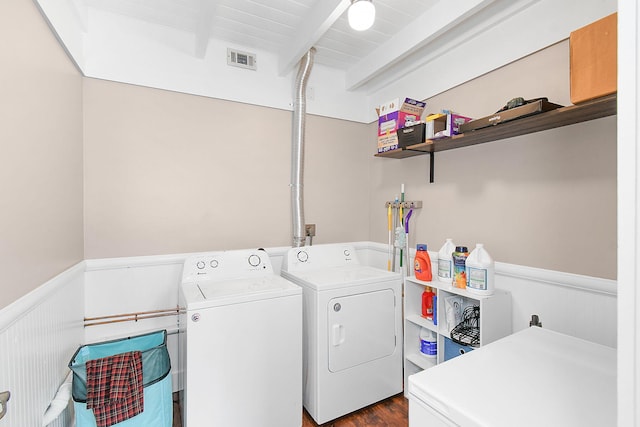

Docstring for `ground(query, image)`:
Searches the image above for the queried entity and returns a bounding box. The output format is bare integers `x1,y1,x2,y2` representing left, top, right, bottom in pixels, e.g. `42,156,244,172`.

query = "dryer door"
328,289,396,372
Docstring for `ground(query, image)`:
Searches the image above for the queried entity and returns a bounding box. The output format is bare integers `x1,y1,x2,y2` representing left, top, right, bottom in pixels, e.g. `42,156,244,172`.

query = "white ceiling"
36,0,617,122
84,0,437,71
62,0,501,90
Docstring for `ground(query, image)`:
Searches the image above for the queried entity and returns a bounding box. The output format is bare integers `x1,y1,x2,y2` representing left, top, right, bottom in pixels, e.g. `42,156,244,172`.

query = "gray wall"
0,0,84,310
84,41,616,279
369,41,616,279
0,9,616,311
82,78,372,258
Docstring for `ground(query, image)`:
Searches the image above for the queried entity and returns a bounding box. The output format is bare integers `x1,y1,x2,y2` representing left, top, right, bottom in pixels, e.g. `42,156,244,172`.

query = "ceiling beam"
277,0,350,76
345,0,497,90
194,0,217,59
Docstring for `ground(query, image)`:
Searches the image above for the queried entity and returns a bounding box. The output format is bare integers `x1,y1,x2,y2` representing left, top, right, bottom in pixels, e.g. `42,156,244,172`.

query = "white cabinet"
403,276,512,395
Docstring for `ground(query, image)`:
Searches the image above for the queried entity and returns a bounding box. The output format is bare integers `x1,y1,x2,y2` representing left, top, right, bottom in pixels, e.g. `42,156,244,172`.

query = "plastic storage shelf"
403,276,512,397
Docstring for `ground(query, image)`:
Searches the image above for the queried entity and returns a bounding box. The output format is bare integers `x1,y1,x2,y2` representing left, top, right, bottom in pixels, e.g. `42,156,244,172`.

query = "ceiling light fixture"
348,0,376,31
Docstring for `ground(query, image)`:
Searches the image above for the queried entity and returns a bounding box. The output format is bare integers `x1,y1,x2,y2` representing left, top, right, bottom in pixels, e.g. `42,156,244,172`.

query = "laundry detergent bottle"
437,238,456,283
421,286,434,319
465,244,495,295
452,246,469,289
419,327,437,358
414,244,432,281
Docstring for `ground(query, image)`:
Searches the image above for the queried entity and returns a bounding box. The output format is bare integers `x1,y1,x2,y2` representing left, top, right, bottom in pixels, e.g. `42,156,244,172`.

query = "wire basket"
450,305,480,346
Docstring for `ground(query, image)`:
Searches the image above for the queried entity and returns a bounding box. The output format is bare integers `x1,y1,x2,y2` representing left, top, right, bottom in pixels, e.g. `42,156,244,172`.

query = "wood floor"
173,393,182,427
172,393,408,427
302,393,408,427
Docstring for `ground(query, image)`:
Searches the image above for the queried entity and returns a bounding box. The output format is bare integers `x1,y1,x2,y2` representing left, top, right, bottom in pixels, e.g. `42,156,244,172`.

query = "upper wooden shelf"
375,93,617,159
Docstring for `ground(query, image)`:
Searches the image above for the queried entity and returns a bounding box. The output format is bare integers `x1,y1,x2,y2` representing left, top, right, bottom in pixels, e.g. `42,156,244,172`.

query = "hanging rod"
84,307,182,327
384,200,423,209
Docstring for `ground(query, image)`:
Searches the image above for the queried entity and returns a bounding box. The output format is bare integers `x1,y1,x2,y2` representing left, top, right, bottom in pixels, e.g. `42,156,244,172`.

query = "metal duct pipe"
291,47,315,247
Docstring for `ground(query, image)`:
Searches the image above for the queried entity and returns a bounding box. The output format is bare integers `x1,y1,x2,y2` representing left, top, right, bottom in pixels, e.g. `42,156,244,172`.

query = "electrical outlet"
305,224,316,237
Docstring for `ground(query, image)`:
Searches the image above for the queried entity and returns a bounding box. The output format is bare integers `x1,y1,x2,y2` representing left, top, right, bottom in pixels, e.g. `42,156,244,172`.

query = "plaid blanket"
86,350,144,427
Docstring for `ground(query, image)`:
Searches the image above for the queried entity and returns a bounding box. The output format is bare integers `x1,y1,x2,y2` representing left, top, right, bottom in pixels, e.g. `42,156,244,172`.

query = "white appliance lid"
282,265,401,290
408,327,616,427
183,275,301,309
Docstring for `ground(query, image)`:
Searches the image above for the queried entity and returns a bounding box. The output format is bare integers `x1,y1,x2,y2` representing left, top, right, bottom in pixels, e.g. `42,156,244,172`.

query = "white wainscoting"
364,242,617,347
84,253,187,393
0,262,84,427
495,262,617,347
0,241,617,426
84,242,617,360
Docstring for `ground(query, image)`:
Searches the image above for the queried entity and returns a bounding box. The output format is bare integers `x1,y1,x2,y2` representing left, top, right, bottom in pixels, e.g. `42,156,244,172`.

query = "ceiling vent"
227,48,257,70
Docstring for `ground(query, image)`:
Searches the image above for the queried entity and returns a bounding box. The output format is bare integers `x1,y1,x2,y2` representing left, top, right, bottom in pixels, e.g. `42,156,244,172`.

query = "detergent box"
376,98,426,153
427,112,473,139
424,113,447,139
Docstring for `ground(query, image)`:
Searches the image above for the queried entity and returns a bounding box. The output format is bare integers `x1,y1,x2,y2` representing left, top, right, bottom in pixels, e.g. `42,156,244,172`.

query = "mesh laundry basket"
69,330,172,427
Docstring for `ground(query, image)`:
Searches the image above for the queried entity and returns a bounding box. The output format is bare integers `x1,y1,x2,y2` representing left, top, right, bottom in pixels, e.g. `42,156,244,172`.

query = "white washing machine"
179,248,302,427
408,327,616,426
281,243,403,424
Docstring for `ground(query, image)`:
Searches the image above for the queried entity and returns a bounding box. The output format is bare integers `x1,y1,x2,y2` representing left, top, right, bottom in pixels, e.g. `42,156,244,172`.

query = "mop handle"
392,196,398,271
405,209,413,276
387,204,392,271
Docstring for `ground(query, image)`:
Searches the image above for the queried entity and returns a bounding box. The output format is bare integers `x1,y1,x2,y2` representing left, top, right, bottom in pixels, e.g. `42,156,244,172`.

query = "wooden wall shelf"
374,94,617,165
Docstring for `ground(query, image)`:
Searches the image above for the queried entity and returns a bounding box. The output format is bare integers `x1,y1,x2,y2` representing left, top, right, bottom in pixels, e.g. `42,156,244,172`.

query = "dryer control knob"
344,249,351,257
210,259,219,268
248,254,261,267
297,250,309,262
196,261,206,269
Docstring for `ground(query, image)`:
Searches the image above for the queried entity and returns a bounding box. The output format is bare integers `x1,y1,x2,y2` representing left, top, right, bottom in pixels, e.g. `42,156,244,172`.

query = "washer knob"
297,250,309,262
210,259,219,268
196,261,206,269
344,249,351,257
248,254,261,267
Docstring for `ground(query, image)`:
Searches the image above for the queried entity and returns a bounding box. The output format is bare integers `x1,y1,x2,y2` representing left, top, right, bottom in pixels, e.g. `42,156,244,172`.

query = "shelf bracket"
429,152,434,183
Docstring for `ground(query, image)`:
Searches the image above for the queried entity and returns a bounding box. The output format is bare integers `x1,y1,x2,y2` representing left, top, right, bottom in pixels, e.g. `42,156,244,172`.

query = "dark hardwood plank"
302,394,408,427
173,393,181,427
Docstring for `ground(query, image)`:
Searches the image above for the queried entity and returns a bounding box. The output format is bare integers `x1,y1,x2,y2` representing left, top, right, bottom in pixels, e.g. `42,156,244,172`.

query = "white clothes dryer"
281,243,403,425
179,248,302,427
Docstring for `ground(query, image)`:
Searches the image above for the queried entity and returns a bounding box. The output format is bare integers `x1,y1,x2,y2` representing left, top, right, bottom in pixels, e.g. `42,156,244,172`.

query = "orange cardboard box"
570,12,617,104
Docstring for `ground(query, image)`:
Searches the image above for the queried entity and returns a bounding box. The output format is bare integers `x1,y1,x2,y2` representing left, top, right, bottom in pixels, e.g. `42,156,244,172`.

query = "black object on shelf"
397,123,426,149
450,305,480,347
459,97,564,133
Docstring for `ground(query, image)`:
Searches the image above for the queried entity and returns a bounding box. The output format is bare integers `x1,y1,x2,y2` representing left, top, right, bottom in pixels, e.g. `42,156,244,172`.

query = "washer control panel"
182,249,273,283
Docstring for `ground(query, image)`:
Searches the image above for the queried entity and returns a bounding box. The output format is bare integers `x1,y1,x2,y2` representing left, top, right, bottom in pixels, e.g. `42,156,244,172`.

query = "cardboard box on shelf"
426,113,472,139
570,12,617,104
376,98,426,153
424,113,447,139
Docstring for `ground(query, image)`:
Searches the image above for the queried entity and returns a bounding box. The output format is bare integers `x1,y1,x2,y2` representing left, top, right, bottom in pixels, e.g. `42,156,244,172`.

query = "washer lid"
408,327,616,426
183,275,301,309
282,265,401,291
